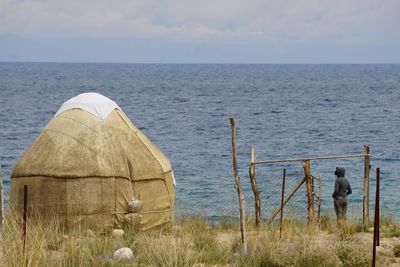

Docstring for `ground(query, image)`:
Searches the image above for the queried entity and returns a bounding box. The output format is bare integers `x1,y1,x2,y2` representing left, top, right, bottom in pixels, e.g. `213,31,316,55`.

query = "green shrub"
380,216,400,237
335,242,370,267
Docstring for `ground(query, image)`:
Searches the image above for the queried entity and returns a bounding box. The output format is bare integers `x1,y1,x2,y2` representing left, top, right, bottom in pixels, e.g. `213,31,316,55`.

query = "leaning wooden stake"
266,176,306,224
279,169,286,239
363,145,371,225
303,160,314,225
249,146,261,227
229,118,247,252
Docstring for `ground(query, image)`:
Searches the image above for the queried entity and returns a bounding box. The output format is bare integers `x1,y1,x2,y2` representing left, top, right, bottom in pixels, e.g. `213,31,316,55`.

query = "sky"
0,0,399,63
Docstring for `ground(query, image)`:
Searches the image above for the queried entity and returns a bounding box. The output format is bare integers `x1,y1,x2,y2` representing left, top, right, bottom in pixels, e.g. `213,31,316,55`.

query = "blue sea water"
0,63,400,220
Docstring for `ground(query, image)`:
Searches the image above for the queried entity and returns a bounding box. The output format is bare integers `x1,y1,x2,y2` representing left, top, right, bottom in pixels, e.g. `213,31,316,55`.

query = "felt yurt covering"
10,93,176,230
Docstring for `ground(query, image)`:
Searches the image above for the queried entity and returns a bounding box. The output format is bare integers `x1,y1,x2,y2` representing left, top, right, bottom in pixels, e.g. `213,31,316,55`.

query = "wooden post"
375,167,380,246
23,185,28,254
0,168,3,230
372,167,380,267
363,145,371,225
303,160,314,225
229,118,247,252
249,146,261,227
279,169,286,239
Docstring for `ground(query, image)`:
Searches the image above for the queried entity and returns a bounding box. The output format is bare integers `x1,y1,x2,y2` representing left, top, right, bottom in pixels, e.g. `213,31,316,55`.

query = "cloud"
0,0,399,45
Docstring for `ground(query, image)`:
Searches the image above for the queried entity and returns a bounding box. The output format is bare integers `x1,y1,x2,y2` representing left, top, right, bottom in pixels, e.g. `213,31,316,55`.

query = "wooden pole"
0,167,4,231
254,153,365,165
303,160,314,225
266,177,306,224
249,146,261,227
279,169,286,239
363,145,371,225
375,167,380,246
372,167,380,267
317,175,322,226
229,118,246,252
23,185,28,254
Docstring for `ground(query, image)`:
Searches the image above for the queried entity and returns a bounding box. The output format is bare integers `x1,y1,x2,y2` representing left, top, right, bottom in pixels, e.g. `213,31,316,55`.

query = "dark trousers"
334,197,348,221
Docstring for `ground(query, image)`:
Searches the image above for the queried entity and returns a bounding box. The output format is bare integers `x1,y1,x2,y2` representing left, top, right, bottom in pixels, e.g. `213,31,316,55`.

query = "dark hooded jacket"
332,167,352,199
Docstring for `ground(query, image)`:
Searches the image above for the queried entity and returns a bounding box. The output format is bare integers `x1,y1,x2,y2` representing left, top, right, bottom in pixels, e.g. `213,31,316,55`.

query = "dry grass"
0,210,399,267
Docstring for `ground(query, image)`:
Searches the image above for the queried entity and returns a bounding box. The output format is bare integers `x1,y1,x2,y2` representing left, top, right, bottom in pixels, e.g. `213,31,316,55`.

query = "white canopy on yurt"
55,92,121,120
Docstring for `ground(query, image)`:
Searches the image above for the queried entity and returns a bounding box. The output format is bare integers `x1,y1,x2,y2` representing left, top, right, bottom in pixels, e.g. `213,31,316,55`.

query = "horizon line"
1,60,399,65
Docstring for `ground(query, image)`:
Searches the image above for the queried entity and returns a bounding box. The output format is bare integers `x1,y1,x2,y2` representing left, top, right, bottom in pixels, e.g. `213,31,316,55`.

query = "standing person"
332,167,352,224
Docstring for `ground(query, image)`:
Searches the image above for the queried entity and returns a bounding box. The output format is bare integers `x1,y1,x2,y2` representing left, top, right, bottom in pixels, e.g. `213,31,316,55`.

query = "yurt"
10,93,176,230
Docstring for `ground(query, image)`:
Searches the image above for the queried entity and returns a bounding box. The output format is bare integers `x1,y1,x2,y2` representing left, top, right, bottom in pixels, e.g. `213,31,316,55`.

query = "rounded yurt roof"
12,93,173,181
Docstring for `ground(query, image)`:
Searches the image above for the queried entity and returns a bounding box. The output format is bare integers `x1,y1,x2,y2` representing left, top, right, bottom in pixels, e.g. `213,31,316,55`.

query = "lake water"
1,63,400,221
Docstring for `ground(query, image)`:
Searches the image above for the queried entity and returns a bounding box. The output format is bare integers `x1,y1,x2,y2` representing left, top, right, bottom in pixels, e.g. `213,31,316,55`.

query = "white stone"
128,199,143,213
112,247,134,262
112,229,125,238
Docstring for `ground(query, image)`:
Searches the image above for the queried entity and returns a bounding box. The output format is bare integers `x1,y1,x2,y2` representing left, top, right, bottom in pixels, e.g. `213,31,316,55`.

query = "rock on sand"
112,247,134,262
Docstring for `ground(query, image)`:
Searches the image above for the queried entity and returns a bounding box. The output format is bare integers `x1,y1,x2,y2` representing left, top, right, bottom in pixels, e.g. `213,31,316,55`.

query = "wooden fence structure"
249,145,371,226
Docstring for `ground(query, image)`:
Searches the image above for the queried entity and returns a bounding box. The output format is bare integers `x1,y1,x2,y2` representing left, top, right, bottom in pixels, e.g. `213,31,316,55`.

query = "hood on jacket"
335,167,345,178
